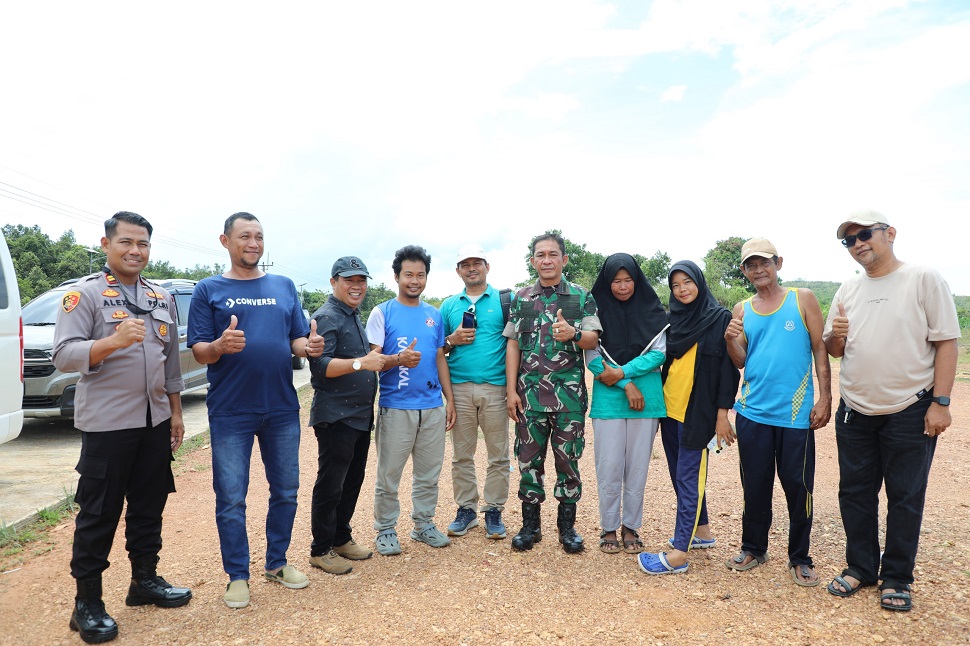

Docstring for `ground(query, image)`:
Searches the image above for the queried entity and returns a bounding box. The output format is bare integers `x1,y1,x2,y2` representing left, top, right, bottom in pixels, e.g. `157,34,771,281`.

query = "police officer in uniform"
53,212,191,644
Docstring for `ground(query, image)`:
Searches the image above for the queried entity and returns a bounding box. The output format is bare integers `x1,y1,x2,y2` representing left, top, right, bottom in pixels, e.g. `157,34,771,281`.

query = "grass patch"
958,336,970,380
175,430,211,459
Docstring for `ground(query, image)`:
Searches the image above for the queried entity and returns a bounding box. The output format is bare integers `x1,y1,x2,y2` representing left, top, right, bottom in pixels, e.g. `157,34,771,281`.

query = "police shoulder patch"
62,291,82,313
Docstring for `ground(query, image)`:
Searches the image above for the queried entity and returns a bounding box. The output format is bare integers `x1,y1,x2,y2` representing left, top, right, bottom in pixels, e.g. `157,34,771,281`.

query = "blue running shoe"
668,536,717,550
447,507,479,536
484,508,507,539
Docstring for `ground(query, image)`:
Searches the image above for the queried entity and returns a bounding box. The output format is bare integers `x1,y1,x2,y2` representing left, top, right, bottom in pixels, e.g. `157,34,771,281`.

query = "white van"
0,234,23,445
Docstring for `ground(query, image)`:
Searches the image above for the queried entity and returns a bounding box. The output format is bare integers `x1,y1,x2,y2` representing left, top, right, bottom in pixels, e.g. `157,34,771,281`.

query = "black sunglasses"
842,225,888,248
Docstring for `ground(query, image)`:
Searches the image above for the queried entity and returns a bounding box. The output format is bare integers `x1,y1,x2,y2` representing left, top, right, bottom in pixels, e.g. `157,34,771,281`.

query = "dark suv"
22,278,208,419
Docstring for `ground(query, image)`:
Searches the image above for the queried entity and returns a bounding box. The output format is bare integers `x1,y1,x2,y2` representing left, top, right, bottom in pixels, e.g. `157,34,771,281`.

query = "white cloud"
660,85,687,102
2,0,968,295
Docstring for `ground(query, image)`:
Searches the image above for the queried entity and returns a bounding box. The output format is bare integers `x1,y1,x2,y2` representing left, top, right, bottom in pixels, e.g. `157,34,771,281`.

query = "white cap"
456,244,488,264
837,209,890,239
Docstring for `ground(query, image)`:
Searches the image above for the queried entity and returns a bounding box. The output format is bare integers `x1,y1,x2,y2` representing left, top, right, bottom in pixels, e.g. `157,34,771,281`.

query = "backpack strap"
499,288,512,325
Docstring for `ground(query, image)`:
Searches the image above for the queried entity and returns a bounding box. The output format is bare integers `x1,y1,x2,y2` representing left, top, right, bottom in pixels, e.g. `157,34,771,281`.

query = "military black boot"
511,502,542,551
557,502,584,554
69,576,119,644
125,556,193,608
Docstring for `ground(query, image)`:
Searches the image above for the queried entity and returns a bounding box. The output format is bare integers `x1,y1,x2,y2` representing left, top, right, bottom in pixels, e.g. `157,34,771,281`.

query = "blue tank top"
733,289,813,428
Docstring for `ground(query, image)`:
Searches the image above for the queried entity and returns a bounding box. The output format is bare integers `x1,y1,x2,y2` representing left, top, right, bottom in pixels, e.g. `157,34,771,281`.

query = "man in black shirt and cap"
307,256,386,574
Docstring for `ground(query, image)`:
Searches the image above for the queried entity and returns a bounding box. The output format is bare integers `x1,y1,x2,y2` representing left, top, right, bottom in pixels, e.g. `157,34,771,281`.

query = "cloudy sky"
2,0,968,297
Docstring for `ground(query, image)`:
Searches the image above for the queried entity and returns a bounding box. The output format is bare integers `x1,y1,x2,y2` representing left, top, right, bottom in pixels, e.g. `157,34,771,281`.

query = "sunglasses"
842,225,888,248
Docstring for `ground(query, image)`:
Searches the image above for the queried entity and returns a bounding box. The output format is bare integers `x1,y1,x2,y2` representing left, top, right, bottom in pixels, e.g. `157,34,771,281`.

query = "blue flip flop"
637,552,689,575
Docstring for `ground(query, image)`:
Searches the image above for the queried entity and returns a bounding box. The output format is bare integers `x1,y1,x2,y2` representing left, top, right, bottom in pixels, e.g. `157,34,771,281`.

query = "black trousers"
310,421,371,556
71,415,175,579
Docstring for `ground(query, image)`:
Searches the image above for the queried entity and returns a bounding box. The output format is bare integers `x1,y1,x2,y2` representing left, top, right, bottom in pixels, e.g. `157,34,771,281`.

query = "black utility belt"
841,386,932,424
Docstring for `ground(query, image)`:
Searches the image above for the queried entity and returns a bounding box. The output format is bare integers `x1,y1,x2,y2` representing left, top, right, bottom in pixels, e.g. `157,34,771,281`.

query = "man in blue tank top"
723,237,832,586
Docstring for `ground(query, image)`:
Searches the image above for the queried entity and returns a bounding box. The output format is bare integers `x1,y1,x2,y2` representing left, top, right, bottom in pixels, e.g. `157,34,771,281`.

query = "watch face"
353,359,362,371
934,395,950,406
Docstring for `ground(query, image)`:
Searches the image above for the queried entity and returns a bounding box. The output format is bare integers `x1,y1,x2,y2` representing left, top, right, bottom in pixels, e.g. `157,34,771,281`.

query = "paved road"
0,368,312,529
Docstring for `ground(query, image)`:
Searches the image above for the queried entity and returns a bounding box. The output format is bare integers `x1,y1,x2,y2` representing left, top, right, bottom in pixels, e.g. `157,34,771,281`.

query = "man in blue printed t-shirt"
188,212,324,609
365,245,456,556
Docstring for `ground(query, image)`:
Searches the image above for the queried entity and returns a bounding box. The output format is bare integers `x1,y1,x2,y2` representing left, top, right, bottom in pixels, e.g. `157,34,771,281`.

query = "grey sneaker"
484,508,507,539
375,529,402,556
447,507,479,536
410,525,452,548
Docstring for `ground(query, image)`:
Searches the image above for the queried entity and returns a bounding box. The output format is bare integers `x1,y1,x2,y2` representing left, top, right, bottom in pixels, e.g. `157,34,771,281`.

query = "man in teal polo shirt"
440,244,511,539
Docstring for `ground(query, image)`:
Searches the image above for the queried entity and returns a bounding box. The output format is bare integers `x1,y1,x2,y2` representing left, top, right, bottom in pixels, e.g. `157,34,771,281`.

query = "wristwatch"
352,359,362,371
932,395,950,406
573,328,582,342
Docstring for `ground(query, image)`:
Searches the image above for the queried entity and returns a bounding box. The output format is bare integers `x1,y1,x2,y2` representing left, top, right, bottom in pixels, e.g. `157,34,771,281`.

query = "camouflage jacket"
503,280,601,413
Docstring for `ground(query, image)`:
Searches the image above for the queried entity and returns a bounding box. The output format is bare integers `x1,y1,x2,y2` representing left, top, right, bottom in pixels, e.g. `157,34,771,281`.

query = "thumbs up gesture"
305,318,325,357
398,338,421,368
831,302,849,340
552,309,576,342
724,307,744,341
219,314,246,354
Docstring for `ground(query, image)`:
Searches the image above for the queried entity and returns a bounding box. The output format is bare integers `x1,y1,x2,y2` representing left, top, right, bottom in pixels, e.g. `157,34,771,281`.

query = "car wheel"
292,355,306,370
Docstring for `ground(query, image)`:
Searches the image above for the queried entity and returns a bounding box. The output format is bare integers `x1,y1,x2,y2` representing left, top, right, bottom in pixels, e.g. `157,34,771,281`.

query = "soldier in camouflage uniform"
504,233,602,553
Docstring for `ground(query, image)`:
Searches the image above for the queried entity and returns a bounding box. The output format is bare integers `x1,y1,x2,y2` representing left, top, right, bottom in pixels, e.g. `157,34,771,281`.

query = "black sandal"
826,568,871,598
599,530,621,554
621,526,643,554
879,581,913,612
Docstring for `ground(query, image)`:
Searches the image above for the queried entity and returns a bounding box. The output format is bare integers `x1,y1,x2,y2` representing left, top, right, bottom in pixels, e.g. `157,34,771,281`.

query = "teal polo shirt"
440,284,507,386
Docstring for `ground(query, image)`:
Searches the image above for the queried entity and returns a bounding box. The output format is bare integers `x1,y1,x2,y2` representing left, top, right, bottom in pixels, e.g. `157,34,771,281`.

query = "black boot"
557,502,584,554
511,502,542,551
69,576,119,644
125,556,193,608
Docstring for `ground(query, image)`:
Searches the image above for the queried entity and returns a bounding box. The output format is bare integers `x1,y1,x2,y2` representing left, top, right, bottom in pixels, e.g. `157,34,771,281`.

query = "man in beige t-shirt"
822,209,960,612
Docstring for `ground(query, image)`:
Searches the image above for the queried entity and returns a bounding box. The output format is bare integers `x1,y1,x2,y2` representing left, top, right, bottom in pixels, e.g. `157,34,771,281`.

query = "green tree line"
7,224,966,329
3,224,224,305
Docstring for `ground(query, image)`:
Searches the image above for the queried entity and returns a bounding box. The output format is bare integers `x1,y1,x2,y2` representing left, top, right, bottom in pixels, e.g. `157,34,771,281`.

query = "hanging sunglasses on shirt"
102,266,161,316
841,225,888,248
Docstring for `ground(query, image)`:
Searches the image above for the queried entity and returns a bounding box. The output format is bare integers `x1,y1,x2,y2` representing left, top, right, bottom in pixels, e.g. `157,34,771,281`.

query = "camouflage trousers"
514,410,585,504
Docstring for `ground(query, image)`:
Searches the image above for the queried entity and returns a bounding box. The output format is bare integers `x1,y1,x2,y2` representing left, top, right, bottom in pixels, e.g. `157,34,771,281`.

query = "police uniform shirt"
52,271,184,432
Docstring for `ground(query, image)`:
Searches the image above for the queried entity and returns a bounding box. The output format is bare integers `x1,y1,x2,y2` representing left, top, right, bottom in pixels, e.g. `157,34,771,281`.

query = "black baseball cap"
331,256,371,278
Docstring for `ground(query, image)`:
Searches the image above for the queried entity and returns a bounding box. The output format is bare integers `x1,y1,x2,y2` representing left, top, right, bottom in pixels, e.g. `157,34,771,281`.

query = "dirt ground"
1,365,968,645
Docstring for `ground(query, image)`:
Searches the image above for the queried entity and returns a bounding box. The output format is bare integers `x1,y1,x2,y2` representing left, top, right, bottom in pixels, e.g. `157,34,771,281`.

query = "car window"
174,293,191,327
22,289,65,325
0,256,7,309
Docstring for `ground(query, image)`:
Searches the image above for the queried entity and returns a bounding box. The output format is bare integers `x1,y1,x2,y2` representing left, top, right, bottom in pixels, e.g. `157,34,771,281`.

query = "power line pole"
259,261,273,272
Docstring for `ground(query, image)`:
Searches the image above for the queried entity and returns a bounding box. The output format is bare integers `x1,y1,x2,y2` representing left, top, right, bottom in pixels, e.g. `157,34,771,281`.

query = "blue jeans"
835,396,936,586
210,411,301,582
